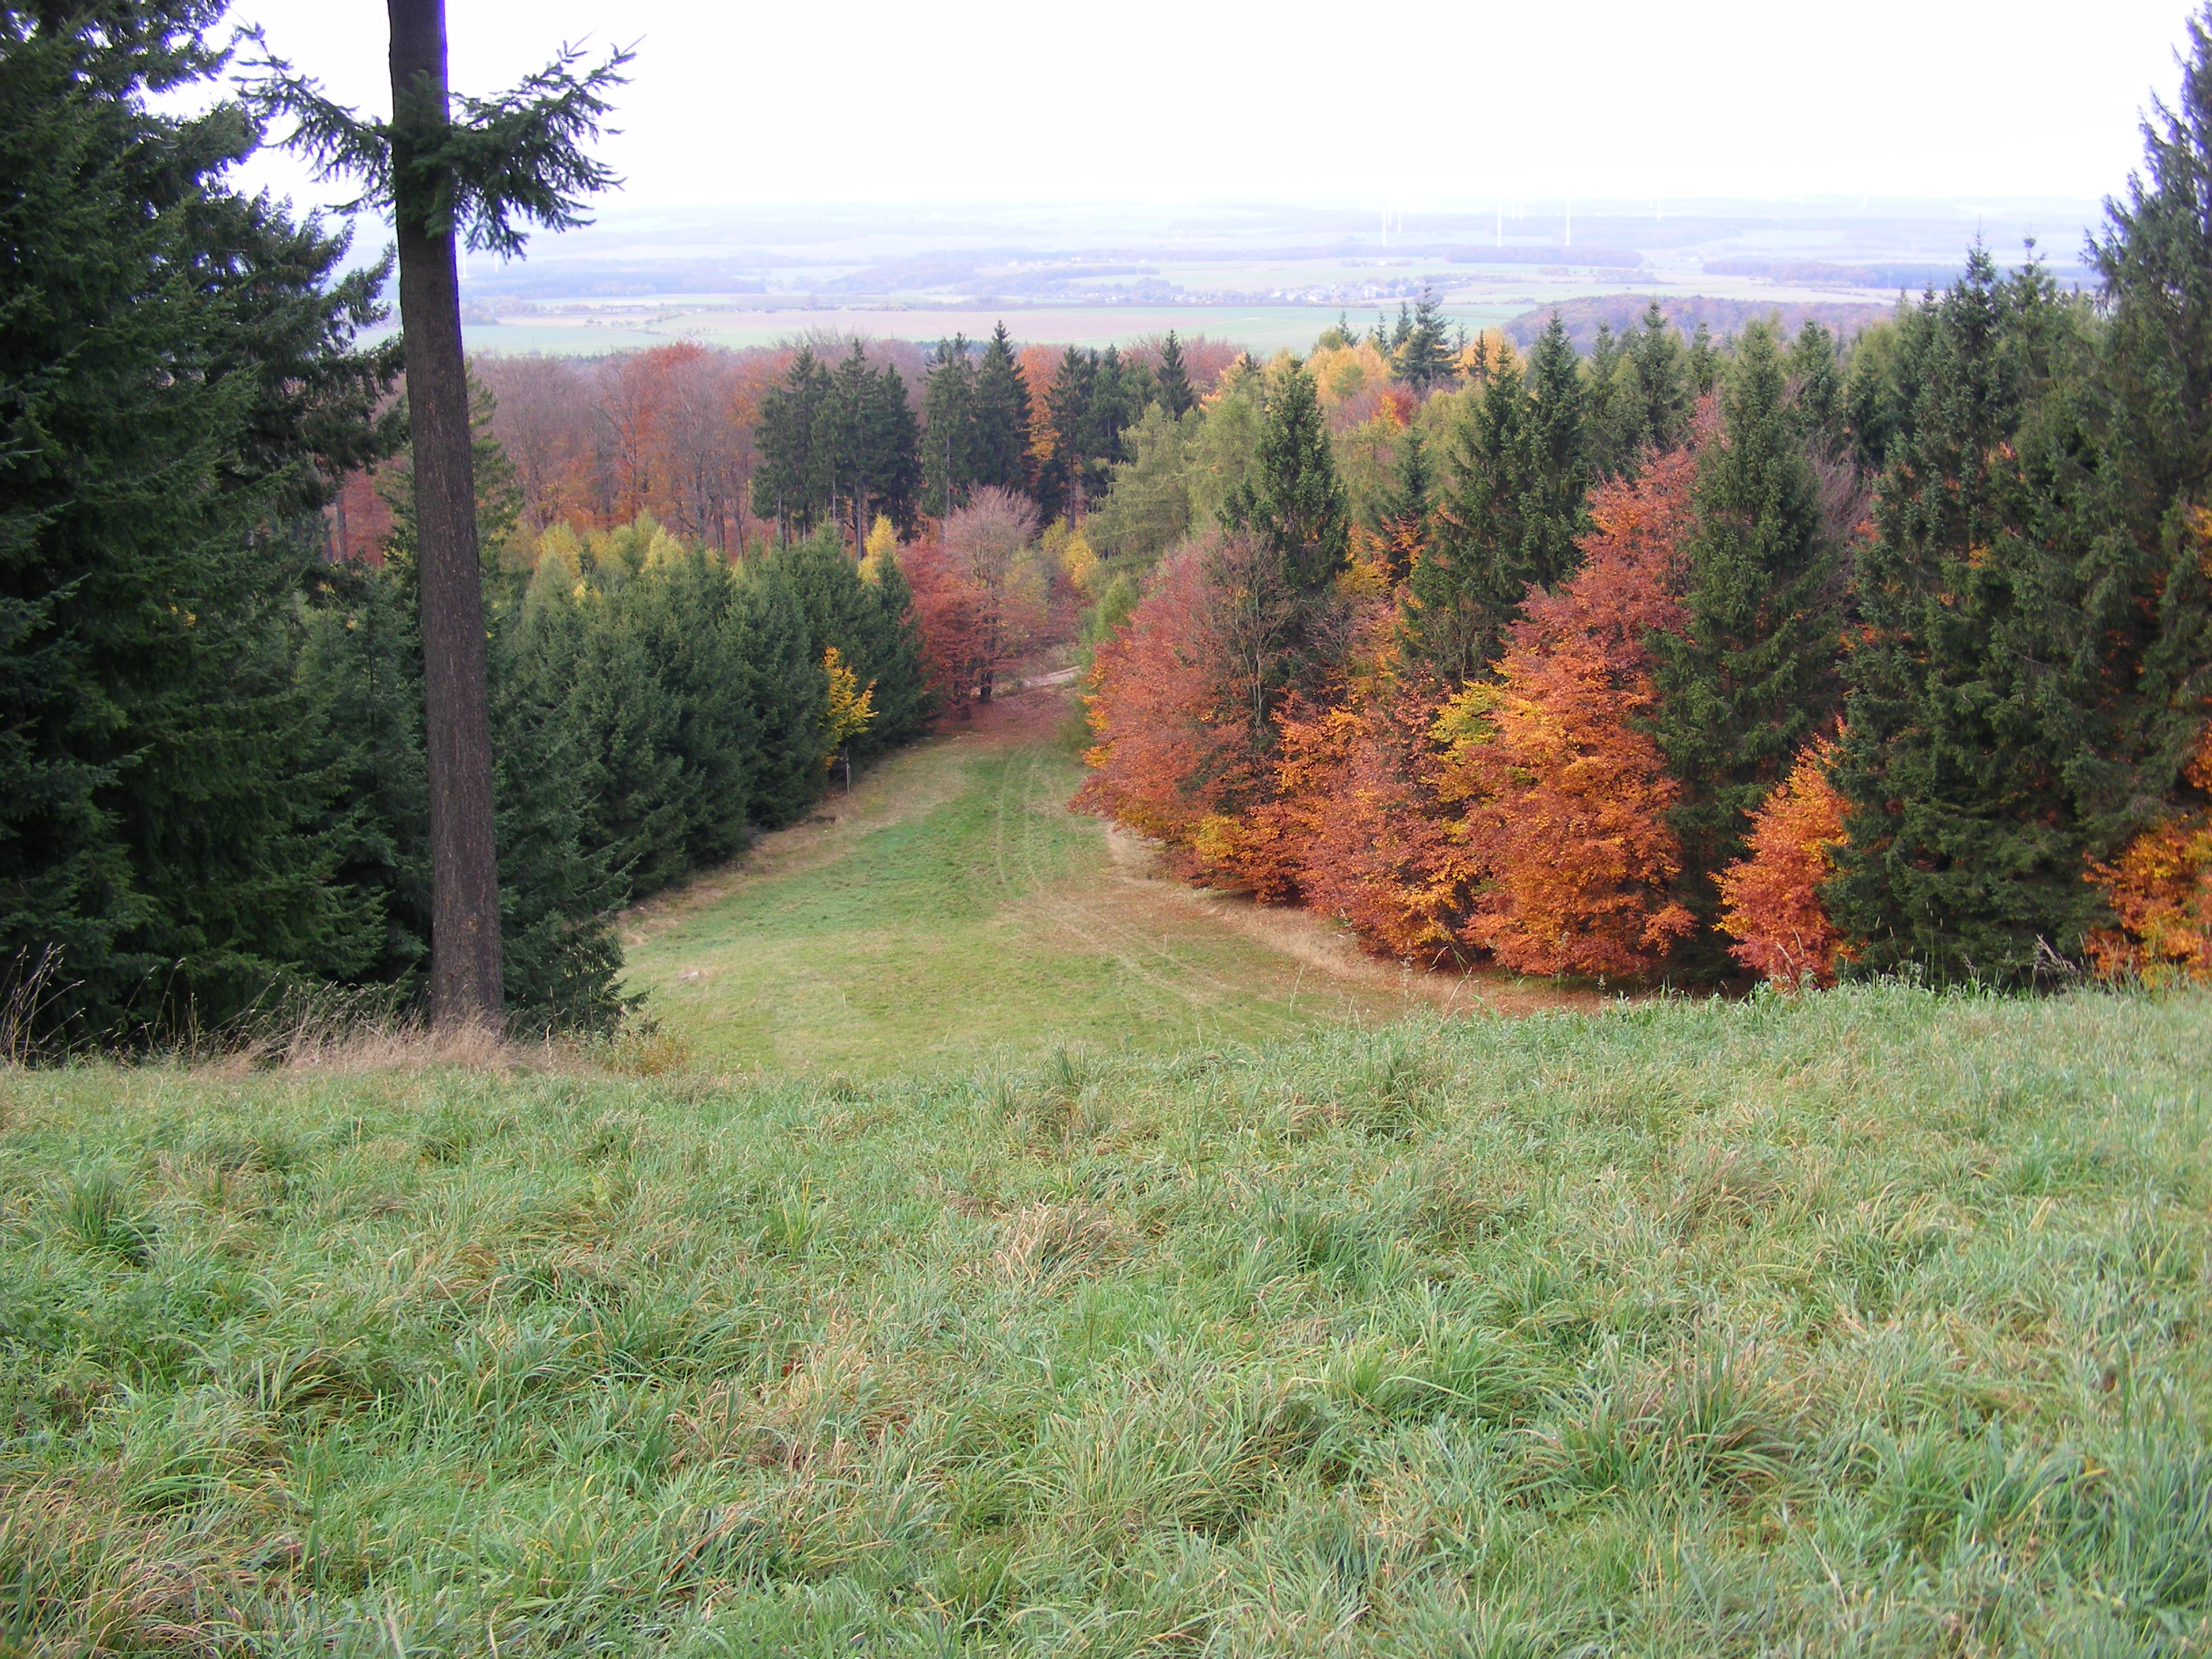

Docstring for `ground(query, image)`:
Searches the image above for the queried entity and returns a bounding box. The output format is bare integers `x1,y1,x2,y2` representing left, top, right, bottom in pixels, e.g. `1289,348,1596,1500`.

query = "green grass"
3,985,2210,1655
619,724,1439,1076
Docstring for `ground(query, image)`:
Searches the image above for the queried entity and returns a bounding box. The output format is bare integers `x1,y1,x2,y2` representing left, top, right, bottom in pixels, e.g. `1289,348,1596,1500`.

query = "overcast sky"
222,0,2195,212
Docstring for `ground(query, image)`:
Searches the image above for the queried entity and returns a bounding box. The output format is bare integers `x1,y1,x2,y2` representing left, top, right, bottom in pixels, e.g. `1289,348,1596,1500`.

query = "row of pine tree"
0,7,935,1043
752,325,1205,544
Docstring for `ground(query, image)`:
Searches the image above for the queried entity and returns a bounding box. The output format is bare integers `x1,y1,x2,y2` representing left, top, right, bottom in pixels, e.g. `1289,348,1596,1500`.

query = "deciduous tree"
1441,449,1702,977
1716,732,1853,986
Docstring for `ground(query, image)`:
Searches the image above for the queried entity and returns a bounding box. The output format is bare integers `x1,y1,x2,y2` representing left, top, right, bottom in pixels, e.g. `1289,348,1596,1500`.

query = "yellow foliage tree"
1305,340,1395,409
863,513,898,563
1047,518,1099,598
821,646,876,771
1453,329,1521,384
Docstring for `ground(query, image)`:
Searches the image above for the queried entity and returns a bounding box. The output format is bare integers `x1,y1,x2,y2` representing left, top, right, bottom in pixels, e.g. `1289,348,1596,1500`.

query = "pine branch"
235,30,634,256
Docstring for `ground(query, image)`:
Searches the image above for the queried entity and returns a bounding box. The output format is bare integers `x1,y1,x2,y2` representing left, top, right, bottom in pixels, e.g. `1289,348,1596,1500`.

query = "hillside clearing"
619,687,1584,1076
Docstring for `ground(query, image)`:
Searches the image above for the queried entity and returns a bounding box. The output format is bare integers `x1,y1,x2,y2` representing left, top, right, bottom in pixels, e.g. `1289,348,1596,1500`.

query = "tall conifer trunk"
388,0,504,1029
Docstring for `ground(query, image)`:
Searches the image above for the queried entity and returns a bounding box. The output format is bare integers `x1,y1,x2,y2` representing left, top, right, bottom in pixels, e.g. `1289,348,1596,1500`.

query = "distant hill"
1507,293,1898,352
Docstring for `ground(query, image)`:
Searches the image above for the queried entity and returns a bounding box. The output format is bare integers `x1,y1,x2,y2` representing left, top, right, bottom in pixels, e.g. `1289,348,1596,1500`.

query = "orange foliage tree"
1715,731,1855,986
1254,671,1483,962
1439,446,1702,977
474,354,603,531
477,346,769,544
1018,343,1062,485
2085,723,2212,981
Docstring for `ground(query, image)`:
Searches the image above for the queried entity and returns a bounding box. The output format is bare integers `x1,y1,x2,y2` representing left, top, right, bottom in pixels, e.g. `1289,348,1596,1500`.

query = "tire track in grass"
996,733,1313,1036
623,684,1591,1071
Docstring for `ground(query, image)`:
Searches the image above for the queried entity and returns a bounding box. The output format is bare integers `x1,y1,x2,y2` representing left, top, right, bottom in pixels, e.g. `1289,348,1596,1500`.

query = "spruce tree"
2030,15,2212,882
543,527,693,898
1626,300,1692,454
300,562,432,995
1,5,400,1041
1688,321,1721,398
1218,363,1351,716
1039,347,1095,521
817,344,877,546
1084,346,1141,489
922,335,976,517
1223,364,1351,597
858,546,933,751
1786,320,1845,450
772,523,930,760
1841,295,1938,474
732,562,828,830
1377,426,1433,583
1523,314,1593,583
1395,289,1456,390
642,540,754,868
970,323,1034,495
1404,319,1591,680
486,588,626,1031
753,347,832,536
1654,323,1842,964
1582,321,1629,476
1155,330,1196,417
1828,249,2085,982
313,462,622,1028
1406,361,1528,678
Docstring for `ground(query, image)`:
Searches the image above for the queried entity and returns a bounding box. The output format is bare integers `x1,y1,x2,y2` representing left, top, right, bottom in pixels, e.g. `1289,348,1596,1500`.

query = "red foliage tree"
1256,674,1481,961
901,489,1050,711
1715,731,1854,986
1074,535,1274,856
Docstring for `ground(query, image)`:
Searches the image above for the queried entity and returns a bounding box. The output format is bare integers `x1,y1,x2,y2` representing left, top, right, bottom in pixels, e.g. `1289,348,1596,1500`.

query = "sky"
222,0,2196,213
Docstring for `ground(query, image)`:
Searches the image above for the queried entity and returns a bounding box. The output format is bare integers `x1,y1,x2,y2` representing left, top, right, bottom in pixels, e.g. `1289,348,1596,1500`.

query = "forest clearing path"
620,682,1595,1075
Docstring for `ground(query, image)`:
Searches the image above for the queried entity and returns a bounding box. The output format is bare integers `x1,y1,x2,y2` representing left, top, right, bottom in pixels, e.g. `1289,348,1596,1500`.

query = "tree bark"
388,0,504,1031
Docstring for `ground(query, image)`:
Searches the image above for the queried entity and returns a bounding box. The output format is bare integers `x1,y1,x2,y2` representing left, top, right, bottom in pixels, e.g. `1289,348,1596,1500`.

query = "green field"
456,291,1665,359
619,693,1513,1076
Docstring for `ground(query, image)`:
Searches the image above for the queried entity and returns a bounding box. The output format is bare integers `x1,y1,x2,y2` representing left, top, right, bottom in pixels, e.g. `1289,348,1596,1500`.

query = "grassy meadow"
3,985,2210,1656
618,699,1478,1076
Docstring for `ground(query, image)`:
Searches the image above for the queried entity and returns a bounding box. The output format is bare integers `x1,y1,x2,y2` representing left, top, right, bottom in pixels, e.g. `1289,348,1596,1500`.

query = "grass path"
620,688,1579,1074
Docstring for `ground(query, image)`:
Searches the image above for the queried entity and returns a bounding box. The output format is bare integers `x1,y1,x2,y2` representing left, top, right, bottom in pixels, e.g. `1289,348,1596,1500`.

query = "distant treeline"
1508,294,1893,353
1443,245,1647,268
